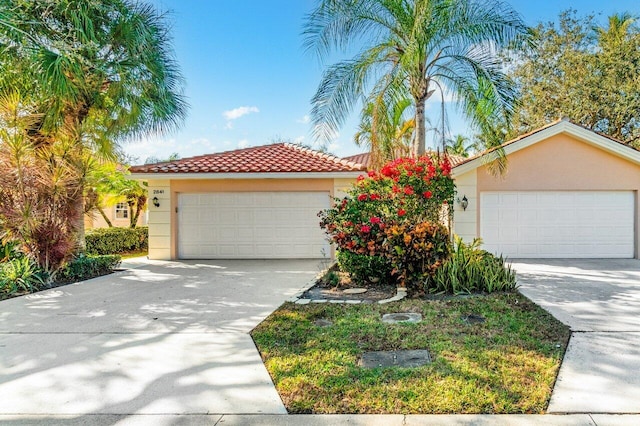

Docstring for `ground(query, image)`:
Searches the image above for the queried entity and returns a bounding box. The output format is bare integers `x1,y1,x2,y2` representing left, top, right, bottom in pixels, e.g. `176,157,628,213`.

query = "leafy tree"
0,0,186,247
506,10,640,146
304,0,528,156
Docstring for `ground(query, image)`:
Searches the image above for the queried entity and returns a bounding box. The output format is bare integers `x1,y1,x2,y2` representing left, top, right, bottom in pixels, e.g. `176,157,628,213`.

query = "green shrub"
427,237,517,294
337,251,393,286
56,254,121,284
320,156,455,294
0,240,21,262
85,227,148,255
0,257,47,296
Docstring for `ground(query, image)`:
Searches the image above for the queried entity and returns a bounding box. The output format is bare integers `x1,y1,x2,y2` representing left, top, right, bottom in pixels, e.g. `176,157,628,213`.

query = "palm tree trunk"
97,206,113,227
414,98,427,156
76,197,86,251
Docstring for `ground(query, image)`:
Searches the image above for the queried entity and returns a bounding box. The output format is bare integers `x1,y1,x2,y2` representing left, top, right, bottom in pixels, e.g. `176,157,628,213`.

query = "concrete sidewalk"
0,413,639,425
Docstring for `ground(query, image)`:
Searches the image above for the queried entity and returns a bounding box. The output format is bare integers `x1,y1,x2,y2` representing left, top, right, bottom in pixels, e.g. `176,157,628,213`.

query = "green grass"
251,292,570,414
119,250,148,259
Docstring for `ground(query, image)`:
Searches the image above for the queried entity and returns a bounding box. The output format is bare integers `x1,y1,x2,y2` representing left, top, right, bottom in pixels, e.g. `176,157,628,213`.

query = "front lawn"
251,292,570,414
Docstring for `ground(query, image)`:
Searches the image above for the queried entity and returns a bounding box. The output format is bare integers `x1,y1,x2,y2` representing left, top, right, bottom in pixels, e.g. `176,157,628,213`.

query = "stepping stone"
314,319,333,327
378,288,407,304
461,314,485,324
343,288,368,294
382,313,422,324
359,349,432,368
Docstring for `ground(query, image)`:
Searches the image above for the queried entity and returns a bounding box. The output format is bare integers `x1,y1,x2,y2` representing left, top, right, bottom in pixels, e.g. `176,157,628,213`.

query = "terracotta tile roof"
343,152,467,168
129,143,367,174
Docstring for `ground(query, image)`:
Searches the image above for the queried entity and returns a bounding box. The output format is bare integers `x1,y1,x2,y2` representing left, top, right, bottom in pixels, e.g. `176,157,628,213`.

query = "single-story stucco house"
129,119,640,260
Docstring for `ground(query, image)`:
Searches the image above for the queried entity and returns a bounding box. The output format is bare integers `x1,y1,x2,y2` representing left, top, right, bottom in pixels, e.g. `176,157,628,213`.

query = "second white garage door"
178,192,330,259
481,191,634,258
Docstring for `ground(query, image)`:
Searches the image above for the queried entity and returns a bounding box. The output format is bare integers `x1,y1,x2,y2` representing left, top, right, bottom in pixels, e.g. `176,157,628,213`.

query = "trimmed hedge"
86,226,148,255
56,254,121,284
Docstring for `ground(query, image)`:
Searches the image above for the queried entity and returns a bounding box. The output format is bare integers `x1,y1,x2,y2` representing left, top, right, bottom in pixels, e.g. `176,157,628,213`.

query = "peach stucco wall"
467,133,640,258
145,177,357,260
478,134,640,191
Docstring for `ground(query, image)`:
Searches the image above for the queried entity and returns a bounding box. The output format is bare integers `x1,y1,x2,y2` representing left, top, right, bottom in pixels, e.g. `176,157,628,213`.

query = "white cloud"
123,137,177,164
297,115,310,124
237,139,250,149
327,142,340,152
223,106,259,121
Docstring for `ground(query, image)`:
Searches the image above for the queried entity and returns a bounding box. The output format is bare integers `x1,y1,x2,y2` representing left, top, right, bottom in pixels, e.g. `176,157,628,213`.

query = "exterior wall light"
457,195,469,211
152,197,160,207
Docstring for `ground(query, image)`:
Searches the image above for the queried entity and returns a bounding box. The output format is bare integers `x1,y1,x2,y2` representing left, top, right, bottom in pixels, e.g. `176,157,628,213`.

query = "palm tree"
304,0,528,156
354,92,415,169
0,0,186,247
446,134,474,157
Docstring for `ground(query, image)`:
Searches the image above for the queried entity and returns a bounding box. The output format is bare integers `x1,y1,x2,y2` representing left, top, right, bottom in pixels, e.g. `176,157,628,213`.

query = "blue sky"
125,0,640,163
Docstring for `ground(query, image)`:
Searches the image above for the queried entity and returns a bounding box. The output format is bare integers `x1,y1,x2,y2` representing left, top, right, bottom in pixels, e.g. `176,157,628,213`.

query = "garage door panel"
178,192,330,259
480,191,634,258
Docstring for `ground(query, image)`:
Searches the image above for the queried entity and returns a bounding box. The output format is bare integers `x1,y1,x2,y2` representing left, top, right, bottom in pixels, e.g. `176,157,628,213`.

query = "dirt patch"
303,264,396,302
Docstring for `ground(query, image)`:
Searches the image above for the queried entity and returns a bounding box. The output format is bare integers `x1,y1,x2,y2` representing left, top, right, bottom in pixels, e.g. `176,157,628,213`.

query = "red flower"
398,208,407,217
370,193,381,201
423,190,433,198
357,194,368,201
370,217,381,224
392,185,401,193
357,175,365,181
403,186,414,195
360,225,371,233
344,221,354,227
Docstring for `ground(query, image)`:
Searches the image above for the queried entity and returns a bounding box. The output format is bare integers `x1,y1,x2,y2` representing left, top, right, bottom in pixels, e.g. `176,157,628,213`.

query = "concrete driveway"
514,259,640,414
0,258,322,422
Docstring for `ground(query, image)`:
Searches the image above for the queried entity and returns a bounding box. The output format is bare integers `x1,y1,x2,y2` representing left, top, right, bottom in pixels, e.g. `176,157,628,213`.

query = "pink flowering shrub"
319,155,455,294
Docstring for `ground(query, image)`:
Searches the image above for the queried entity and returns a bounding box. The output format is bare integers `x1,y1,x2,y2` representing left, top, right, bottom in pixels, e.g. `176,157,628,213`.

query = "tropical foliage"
0,0,185,270
304,0,529,156
354,93,414,169
428,237,517,294
319,155,454,294
446,134,475,158
86,161,148,228
506,10,640,146
0,94,82,276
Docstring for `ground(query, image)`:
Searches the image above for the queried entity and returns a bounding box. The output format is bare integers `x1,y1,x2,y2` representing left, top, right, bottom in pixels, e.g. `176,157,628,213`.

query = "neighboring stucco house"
130,119,640,260
453,119,640,259
84,202,148,229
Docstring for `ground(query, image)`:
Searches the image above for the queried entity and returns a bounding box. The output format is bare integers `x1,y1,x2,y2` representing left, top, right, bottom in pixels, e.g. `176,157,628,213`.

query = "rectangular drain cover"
359,349,432,368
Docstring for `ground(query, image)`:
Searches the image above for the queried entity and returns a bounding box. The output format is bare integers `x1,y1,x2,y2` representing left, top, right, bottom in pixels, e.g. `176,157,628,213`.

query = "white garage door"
481,191,634,258
177,192,330,259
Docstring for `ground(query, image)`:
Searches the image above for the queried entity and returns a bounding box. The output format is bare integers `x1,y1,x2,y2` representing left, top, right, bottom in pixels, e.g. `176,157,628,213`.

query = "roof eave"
452,120,640,177
128,171,366,181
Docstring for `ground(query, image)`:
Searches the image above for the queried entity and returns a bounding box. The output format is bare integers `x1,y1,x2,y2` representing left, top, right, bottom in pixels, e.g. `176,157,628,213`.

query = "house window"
115,202,129,220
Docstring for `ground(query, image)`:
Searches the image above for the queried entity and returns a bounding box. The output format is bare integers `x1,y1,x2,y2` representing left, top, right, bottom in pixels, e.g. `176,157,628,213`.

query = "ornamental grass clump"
427,237,517,294
319,155,455,294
